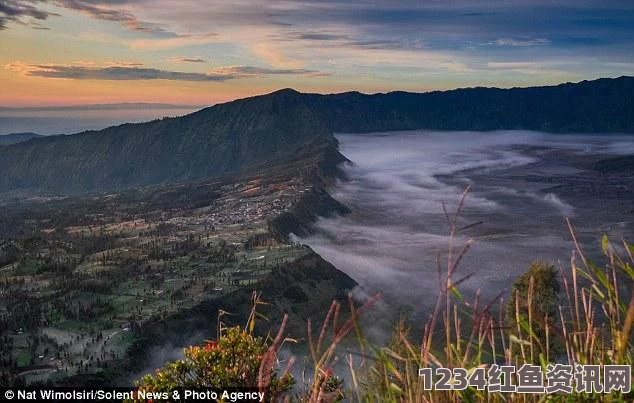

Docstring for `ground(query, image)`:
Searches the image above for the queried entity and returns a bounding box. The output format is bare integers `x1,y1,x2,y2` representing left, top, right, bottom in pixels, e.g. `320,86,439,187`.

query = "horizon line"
1,75,632,110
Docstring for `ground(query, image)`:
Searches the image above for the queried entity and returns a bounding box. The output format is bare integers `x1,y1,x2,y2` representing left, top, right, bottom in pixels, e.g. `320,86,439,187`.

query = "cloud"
273,29,425,51
0,0,183,35
104,61,144,67
55,0,173,33
461,12,496,17
2,0,634,86
487,62,542,69
7,62,226,81
0,0,58,30
0,0,172,33
207,65,325,77
251,42,306,69
275,30,349,42
129,32,218,50
6,61,324,81
493,37,551,47
169,56,208,63
486,61,570,76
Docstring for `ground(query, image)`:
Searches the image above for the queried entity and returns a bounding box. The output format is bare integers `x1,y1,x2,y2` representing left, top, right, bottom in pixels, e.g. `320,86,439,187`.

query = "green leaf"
622,263,634,280
249,317,255,333
602,234,610,255
590,262,610,291
450,285,463,300
627,242,634,256
510,334,532,346
389,382,403,396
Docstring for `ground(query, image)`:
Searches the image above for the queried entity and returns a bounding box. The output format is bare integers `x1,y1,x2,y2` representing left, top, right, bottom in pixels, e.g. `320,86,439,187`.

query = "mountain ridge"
0,132,43,146
0,76,633,195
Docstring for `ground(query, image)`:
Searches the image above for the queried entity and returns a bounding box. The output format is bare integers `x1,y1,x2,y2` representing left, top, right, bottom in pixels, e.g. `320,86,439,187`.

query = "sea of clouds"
301,131,634,317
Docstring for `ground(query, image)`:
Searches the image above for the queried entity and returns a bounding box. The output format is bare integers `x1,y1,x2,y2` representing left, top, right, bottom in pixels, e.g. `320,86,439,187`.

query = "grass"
137,187,633,402
16,350,32,368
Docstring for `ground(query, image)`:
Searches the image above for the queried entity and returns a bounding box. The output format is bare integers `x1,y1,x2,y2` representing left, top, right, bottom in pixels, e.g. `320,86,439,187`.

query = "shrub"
506,260,562,360
133,297,295,401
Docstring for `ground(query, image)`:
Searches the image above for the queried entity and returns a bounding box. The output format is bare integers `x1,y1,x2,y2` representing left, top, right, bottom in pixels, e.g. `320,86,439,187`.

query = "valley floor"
0,150,352,387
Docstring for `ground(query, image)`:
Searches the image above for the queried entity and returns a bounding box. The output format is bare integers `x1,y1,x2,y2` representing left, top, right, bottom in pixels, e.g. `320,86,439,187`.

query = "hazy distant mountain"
0,103,204,112
0,132,43,146
0,76,632,194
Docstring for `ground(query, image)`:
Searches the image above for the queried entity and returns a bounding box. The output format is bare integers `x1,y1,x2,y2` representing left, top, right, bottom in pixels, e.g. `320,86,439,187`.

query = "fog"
301,131,634,317
0,106,200,135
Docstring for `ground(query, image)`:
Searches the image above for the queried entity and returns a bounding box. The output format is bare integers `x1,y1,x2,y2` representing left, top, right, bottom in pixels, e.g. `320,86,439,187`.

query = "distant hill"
0,76,633,194
0,103,203,112
0,132,43,146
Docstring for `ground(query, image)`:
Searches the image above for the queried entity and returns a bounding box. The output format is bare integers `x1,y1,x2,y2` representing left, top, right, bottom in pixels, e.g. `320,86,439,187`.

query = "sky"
1,0,634,107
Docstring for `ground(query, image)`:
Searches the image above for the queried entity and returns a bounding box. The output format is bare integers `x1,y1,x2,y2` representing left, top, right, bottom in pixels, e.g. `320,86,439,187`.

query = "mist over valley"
303,131,634,316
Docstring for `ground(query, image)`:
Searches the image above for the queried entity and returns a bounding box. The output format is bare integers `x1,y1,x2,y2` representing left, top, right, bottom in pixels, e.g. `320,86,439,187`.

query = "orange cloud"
251,43,305,69
129,33,218,50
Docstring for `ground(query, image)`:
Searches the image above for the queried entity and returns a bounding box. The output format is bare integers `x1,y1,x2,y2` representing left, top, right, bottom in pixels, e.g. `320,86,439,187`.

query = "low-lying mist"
301,130,634,318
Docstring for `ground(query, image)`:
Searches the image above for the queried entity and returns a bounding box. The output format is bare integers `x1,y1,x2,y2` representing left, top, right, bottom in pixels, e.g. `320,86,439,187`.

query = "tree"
506,261,561,360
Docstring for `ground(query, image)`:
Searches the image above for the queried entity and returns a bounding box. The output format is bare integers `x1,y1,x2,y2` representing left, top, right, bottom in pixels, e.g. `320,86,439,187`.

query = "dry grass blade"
318,301,338,355
258,313,288,390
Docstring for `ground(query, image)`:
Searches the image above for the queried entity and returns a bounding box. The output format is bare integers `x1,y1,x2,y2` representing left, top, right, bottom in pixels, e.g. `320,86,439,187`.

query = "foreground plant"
133,293,295,401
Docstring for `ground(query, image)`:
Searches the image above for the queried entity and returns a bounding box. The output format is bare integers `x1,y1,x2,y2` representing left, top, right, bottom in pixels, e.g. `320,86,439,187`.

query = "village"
0,170,316,385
